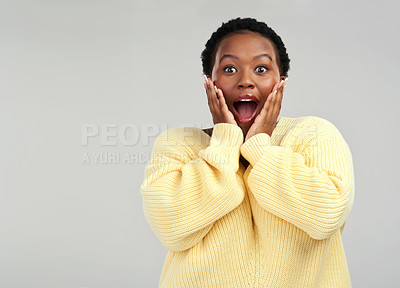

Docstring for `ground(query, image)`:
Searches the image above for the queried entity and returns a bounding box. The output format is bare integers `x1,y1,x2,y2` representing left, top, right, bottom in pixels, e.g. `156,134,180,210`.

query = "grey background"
1,0,399,287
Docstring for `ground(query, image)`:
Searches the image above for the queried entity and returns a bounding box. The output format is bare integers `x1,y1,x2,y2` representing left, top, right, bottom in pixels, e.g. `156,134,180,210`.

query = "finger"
272,80,285,117
215,86,224,108
262,88,276,115
214,86,226,120
271,89,282,118
205,76,216,108
204,76,211,106
280,79,287,101
282,78,287,94
209,81,219,113
268,79,284,116
206,77,221,120
205,78,219,121
214,84,220,102
266,89,278,119
254,90,273,127
263,81,280,112
216,87,235,123
214,85,219,100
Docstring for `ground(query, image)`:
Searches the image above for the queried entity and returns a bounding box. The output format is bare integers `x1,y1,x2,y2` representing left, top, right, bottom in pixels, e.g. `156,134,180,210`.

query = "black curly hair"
201,17,290,78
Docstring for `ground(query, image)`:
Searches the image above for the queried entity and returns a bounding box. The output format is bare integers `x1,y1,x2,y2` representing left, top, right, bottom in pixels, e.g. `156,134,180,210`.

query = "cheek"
214,81,231,96
258,79,279,106
260,80,276,96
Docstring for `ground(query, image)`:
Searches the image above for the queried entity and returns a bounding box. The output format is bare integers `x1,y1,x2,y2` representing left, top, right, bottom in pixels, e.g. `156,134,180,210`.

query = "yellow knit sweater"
141,116,355,287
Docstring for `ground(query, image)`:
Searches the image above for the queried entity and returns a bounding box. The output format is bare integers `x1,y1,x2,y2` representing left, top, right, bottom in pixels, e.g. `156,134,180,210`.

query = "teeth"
239,99,254,102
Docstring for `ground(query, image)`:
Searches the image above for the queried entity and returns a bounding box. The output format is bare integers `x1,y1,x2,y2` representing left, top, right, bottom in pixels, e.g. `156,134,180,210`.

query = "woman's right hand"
204,75,237,126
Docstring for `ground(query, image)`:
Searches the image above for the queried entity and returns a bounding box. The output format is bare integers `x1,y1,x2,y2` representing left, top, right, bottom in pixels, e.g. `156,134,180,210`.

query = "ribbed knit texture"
141,116,355,287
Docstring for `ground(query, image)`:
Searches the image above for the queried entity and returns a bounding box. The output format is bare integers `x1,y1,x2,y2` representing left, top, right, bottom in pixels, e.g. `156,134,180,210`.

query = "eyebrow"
219,53,272,63
254,54,272,61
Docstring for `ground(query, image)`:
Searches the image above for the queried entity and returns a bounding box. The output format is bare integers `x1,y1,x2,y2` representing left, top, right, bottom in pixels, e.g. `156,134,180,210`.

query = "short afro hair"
201,17,290,78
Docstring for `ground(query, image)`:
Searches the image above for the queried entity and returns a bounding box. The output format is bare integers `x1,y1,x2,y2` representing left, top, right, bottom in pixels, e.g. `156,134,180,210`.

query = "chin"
237,122,251,137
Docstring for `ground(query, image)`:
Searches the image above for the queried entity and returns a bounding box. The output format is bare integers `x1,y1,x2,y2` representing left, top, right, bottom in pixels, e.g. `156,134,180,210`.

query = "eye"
255,65,269,73
223,66,237,73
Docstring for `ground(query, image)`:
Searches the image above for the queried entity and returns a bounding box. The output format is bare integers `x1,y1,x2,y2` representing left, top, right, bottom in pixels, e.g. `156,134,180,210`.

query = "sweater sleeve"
141,123,244,251
240,118,355,240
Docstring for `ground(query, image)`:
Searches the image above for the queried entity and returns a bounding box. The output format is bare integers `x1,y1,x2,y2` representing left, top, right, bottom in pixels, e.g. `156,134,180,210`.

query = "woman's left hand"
245,79,287,142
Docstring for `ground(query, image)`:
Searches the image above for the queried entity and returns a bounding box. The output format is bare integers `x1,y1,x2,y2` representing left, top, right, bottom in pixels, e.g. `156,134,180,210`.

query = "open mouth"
233,99,258,123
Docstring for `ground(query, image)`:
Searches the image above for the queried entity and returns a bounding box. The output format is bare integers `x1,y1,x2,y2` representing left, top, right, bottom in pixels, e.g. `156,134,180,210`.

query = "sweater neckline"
201,116,288,140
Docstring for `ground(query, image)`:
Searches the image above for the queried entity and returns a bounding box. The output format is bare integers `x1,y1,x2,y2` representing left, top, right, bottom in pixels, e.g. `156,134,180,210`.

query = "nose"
238,69,255,89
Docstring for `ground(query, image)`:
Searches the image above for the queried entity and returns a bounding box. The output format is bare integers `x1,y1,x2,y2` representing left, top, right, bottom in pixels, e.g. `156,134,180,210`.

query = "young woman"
141,17,355,287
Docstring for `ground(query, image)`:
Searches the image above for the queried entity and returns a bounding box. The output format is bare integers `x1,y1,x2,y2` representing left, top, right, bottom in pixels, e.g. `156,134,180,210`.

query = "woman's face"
211,30,284,135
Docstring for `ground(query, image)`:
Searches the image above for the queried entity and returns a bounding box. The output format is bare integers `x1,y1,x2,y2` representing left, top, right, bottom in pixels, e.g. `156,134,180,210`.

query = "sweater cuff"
240,133,271,167
199,123,243,171
210,123,244,148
